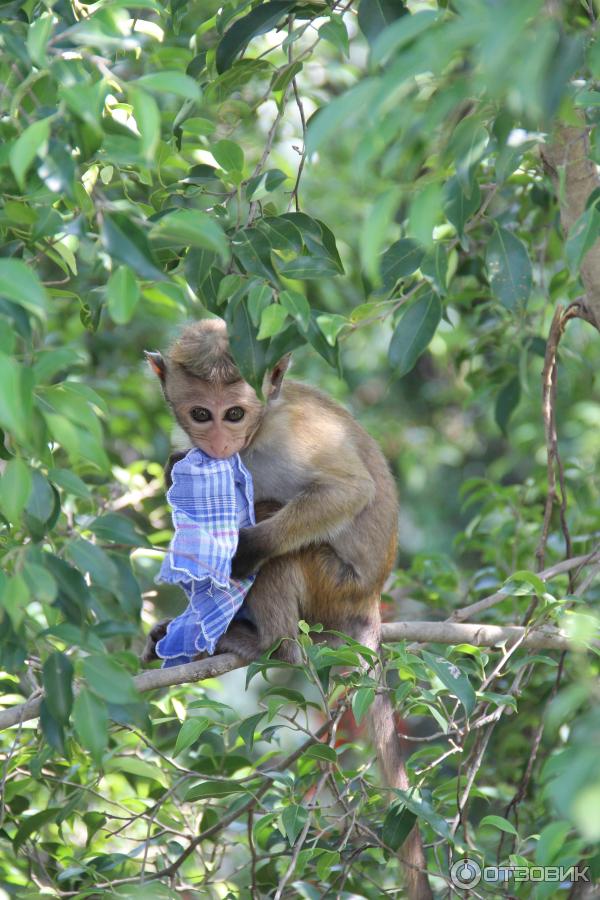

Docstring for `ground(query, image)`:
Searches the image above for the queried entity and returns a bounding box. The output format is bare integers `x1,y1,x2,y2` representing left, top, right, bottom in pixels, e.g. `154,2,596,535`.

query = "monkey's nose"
209,446,233,459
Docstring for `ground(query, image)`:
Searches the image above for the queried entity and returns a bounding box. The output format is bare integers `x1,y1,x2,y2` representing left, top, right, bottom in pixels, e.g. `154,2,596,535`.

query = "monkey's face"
167,370,264,460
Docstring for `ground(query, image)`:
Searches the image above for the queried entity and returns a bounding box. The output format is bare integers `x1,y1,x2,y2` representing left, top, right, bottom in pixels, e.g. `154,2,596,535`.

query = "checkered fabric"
155,448,256,667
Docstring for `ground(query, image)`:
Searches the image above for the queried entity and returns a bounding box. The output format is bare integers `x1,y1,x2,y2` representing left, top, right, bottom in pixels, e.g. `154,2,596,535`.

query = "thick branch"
540,120,600,330
2,612,597,731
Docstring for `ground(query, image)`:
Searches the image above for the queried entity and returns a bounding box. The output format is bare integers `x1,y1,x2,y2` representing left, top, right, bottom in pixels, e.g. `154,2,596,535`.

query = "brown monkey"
144,318,432,900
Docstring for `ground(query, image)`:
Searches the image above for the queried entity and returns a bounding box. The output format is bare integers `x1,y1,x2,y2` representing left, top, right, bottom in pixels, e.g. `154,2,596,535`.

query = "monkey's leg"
216,556,305,665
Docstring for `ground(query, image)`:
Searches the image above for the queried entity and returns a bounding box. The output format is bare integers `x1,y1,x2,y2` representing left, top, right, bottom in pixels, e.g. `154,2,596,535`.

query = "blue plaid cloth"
155,448,255,667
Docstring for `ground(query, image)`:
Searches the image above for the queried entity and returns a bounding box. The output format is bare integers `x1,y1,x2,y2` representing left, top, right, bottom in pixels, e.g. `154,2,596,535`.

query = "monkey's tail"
368,689,434,900
357,608,433,900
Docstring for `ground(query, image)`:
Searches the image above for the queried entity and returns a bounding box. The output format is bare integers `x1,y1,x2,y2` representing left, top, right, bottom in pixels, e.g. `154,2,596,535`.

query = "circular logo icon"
450,858,482,889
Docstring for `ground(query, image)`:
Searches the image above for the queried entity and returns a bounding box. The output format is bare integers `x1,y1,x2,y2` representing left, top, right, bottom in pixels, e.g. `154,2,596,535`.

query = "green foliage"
0,0,599,896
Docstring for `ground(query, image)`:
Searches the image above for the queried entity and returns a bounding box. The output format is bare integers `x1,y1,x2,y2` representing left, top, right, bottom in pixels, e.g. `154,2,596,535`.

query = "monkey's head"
145,318,289,460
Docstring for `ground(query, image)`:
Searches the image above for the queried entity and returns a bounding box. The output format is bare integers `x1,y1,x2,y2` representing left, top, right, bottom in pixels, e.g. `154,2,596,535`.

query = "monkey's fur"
144,319,432,899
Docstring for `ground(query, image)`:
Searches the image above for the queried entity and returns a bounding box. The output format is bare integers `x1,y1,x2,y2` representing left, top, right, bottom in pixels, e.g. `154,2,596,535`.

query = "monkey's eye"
224,406,245,422
190,407,211,423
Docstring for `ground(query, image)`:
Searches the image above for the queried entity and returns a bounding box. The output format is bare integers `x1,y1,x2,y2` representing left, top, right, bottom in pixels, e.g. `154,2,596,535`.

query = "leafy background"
0,0,599,896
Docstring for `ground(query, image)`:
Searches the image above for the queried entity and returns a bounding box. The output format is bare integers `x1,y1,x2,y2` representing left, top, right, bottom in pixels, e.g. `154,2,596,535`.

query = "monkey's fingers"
140,618,172,663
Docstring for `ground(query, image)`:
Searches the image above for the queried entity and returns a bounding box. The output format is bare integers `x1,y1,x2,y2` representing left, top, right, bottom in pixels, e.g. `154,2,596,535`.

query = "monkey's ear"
145,350,166,382
268,354,291,400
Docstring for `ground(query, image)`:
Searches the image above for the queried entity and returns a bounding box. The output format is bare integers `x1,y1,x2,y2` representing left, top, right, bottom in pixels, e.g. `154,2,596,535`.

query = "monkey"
143,317,432,900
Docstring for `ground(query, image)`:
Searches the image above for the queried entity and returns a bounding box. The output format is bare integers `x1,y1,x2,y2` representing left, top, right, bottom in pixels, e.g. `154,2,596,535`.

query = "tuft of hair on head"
168,319,241,384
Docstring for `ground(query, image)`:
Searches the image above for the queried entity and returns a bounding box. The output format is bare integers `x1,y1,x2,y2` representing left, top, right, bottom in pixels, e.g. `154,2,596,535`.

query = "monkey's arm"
164,451,187,489
232,463,375,578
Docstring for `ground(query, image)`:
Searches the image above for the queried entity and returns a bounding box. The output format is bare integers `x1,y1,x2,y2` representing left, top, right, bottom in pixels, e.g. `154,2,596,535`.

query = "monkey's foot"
140,618,172,663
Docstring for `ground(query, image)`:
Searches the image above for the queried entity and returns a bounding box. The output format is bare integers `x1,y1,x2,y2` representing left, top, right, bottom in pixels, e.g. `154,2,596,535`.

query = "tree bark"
540,119,600,330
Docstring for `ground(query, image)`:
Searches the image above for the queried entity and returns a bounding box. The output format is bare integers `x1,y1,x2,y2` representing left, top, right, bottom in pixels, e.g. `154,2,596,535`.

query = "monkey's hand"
231,525,270,579
140,618,172,663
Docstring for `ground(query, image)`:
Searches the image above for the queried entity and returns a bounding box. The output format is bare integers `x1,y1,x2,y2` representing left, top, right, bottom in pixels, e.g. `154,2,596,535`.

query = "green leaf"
535,821,572,865
371,9,438,66
42,652,74,725
422,650,476,716
399,792,451,839
565,203,600,273
246,168,288,200
48,468,91,501
89,512,150,547
358,0,408,45
306,80,377,155
305,312,340,370
382,804,417,851
303,743,337,763
444,176,481,241
316,313,347,346
281,804,309,845
104,757,168,787
174,717,211,756
107,266,140,324
0,259,48,319
216,1,296,73
352,687,375,724
0,354,30,443
360,188,402,283
0,458,31,524
408,182,443,247
480,814,518,836
279,289,311,330
258,303,288,340
486,226,532,310
319,16,349,56
389,291,441,377
13,808,62,851
65,538,118,589
102,213,164,281
185,780,254,800
129,87,161,162
502,570,546,596
82,655,138,704
381,239,425,291
238,712,266,750
27,13,53,67
232,228,277,282
9,117,51,189
316,849,340,880
495,376,521,435
24,470,59,539
73,689,108,764
421,244,448,295
60,82,106,133
150,210,230,262
247,283,273,326
135,71,201,101
212,139,244,172
226,293,268,392
278,256,340,279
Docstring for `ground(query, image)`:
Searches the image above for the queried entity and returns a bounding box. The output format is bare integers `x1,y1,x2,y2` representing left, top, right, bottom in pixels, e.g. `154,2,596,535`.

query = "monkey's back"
243,380,399,597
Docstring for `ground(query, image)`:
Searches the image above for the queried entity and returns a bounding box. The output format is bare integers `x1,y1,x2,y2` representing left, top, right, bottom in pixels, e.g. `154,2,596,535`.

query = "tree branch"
2,607,598,731
450,550,600,621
